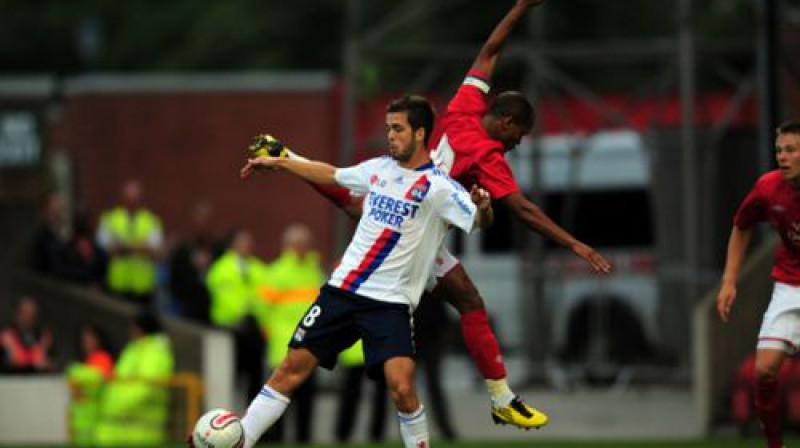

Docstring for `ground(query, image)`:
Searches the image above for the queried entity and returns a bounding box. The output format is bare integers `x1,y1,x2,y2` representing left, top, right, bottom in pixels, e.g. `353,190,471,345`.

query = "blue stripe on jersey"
343,229,402,293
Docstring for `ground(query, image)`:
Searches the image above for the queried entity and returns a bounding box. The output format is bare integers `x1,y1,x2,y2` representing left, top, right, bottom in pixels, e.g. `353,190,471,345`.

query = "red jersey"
734,170,800,284
429,69,520,200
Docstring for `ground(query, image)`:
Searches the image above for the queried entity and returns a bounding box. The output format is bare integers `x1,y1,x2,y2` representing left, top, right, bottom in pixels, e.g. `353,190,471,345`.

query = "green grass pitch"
3,439,789,448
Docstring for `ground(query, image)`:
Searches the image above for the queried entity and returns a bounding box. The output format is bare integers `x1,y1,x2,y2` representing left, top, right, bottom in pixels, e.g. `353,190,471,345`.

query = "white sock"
398,405,429,448
240,385,290,448
486,378,514,407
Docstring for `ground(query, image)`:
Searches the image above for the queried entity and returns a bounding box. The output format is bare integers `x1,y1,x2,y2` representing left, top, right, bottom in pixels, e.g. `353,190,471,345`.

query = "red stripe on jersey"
341,228,397,292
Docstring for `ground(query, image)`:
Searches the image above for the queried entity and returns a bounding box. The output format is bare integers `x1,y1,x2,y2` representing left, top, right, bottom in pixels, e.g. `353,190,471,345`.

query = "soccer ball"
192,408,245,448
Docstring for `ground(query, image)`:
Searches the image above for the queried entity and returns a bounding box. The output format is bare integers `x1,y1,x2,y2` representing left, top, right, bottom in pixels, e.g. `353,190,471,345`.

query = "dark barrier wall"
10,271,207,373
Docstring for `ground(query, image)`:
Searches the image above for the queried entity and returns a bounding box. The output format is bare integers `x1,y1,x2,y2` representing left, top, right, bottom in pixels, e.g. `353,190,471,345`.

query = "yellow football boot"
491,396,549,430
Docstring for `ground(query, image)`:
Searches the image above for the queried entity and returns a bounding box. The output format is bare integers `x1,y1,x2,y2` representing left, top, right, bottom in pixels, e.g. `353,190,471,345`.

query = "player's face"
491,117,530,151
776,133,800,185
386,112,418,163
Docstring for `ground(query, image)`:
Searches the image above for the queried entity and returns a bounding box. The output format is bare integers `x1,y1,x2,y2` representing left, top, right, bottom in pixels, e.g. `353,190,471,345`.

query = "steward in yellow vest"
67,324,113,445
257,250,324,368
94,312,174,446
255,224,324,443
96,180,163,303
205,229,267,403
206,231,270,329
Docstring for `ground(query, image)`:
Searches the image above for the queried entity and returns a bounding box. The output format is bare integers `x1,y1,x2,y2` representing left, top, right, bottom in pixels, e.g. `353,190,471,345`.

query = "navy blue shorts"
288,285,414,379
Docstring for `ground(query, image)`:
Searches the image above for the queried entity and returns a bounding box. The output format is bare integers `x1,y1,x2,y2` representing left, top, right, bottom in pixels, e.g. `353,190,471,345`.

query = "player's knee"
388,377,413,397
387,378,416,411
385,370,414,400
434,270,486,314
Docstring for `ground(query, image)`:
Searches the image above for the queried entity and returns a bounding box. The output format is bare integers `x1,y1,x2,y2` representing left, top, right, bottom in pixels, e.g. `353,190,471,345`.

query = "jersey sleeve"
733,181,766,229
476,150,521,199
432,180,477,234
447,69,490,116
334,158,382,195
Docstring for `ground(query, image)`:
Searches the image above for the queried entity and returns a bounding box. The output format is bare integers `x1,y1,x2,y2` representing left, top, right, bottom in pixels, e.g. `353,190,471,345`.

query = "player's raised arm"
717,226,753,322
246,134,363,219
241,156,337,186
472,0,547,79
500,191,612,273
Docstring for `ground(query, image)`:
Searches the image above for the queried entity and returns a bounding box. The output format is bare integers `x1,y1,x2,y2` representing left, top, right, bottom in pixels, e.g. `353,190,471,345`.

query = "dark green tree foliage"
0,0,758,91
0,0,343,73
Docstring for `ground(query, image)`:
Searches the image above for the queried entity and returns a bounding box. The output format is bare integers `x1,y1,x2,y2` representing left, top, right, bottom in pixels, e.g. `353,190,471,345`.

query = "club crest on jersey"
409,185,429,202
405,175,431,203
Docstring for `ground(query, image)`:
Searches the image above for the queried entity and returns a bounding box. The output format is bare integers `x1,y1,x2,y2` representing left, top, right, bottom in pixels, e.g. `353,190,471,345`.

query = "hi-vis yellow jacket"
256,249,324,368
99,207,162,295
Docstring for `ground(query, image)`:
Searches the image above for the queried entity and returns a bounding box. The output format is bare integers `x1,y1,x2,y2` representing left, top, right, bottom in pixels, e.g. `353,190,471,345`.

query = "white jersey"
328,156,477,309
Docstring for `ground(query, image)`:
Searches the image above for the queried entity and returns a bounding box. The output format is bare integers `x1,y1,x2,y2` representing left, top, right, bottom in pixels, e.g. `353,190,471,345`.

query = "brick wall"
49,76,341,263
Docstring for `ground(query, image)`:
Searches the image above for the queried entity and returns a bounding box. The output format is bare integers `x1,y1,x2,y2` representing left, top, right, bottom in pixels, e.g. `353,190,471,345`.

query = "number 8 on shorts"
302,305,322,327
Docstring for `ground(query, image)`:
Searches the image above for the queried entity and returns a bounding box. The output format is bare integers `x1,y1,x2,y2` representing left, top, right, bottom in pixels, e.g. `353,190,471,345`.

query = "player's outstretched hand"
240,156,283,179
717,282,736,322
572,242,612,274
470,185,492,211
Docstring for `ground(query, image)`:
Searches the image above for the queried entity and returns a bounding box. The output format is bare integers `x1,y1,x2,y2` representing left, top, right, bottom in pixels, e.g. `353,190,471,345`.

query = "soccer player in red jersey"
279,0,612,429
717,121,800,448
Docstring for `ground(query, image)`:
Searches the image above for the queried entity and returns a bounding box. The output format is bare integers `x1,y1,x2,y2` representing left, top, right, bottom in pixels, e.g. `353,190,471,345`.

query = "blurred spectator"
0,295,55,373
67,209,108,288
334,340,388,443
67,324,113,445
96,179,164,307
30,191,72,277
167,200,221,325
413,294,458,440
206,229,267,404
94,311,174,445
31,193,108,287
254,224,324,444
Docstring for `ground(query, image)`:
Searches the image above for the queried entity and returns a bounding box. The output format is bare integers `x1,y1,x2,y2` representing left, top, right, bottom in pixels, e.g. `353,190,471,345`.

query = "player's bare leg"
384,357,429,448
431,264,548,429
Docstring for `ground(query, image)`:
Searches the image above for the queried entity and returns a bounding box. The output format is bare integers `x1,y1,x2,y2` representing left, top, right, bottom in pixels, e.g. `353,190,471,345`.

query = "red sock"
308,182,352,209
460,310,506,380
755,377,783,448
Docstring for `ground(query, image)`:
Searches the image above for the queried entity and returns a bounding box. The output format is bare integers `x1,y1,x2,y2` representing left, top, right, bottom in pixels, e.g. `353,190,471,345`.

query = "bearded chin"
392,147,414,162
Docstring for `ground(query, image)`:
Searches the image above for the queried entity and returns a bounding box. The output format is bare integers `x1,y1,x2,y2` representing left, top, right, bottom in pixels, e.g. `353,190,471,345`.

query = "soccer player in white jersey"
235,95,493,448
